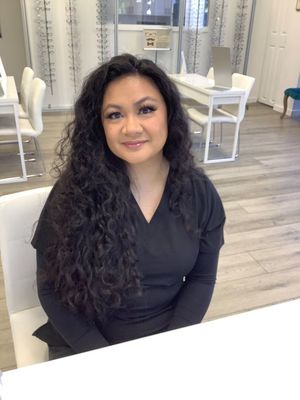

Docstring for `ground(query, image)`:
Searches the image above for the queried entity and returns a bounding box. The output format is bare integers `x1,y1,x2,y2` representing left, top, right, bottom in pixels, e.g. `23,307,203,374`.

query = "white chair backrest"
0,187,52,315
27,78,46,134
232,73,255,120
207,67,214,80
180,50,187,74
221,73,255,120
232,73,255,101
20,67,34,114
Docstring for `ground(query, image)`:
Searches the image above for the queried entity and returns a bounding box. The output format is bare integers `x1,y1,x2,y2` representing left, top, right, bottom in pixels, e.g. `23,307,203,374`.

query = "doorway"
258,0,289,107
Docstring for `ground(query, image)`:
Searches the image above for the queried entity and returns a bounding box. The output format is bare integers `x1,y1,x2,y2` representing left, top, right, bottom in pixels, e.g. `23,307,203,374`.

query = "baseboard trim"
42,105,73,112
292,109,300,118
273,103,293,116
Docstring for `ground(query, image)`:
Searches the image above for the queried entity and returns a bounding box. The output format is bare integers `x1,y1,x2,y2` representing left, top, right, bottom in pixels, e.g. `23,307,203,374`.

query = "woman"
32,54,225,360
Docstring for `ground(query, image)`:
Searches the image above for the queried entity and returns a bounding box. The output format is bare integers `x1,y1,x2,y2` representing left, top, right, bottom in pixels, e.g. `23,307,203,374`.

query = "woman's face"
101,74,168,166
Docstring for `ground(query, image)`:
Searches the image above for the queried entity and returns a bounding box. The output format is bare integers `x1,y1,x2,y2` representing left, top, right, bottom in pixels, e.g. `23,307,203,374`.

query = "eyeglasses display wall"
182,0,255,75
232,0,250,72
34,0,56,95
23,0,115,109
23,0,255,109
65,0,81,95
96,0,114,65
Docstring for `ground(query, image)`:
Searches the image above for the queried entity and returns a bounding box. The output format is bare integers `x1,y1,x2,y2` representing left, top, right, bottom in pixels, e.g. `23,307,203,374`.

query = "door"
258,0,289,106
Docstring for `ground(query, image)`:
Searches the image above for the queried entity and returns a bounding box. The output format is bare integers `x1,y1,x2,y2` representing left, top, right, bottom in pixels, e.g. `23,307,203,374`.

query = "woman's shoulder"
189,167,225,229
189,167,218,197
31,179,64,251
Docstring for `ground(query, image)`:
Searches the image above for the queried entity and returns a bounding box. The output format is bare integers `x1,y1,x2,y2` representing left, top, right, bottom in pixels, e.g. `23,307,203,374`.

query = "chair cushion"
284,88,300,99
10,306,49,368
0,115,35,136
187,107,238,126
19,118,36,136
19,103,29,119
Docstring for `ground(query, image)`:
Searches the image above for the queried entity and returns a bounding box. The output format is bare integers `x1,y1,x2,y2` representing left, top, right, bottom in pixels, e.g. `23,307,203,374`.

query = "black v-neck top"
32,170,225,353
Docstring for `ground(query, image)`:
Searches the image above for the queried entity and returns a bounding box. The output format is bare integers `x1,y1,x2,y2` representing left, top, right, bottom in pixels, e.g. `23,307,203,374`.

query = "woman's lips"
122,140,148,148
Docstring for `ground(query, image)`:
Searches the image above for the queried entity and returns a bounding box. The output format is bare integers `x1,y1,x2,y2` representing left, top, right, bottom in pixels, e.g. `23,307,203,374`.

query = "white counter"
1,299,300,400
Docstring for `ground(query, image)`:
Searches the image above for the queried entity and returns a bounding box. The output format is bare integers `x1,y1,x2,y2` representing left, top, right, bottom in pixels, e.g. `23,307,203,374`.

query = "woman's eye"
107,112,122,120
139,105,156,115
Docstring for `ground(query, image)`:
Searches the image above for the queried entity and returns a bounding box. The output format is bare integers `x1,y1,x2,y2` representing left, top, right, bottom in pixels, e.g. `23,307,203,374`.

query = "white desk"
169,73,246,163
1,299,299,400
0,76,27,184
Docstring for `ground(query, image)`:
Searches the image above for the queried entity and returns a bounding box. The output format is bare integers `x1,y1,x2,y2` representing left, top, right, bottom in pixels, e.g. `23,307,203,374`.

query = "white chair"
0,77,47,177
207,66,214,80
187,73,255,163
179,50,187,74
0,67,34,145
19,67,35,119
0,186,52,368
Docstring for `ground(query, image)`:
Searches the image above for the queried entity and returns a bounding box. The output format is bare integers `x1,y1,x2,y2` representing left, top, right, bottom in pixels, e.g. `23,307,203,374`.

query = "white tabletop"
171,73,211,86
0,76,18,105
1,299,300,400
170,73,245,95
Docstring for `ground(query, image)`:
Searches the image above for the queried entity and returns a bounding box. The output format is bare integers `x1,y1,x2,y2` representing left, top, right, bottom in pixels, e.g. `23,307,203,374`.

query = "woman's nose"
122,115,143,136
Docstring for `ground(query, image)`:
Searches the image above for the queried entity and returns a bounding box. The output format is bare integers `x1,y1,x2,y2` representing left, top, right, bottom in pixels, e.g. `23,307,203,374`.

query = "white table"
1,299,299,400
169,73,246,163
0,76,27,184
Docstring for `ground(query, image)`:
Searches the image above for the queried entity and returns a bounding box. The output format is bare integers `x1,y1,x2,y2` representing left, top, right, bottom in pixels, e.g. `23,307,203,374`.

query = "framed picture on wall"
296,0,300,11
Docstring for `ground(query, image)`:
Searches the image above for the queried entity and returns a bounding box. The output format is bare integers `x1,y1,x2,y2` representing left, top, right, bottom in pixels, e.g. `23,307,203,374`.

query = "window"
185,0,209,29
118,0,209,28
118,0,178,26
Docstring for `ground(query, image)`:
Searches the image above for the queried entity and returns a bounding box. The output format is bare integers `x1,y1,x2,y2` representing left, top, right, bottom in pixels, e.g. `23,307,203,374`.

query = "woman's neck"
127,156,169,193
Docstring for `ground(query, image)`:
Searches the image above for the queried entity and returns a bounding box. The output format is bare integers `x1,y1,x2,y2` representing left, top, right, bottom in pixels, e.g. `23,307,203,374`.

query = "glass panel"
118,0,176,26
181,0,211,74
180,0,253,75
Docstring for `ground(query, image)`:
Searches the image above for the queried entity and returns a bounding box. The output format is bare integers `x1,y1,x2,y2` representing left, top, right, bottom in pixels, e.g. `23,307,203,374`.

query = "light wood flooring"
1,103,300,370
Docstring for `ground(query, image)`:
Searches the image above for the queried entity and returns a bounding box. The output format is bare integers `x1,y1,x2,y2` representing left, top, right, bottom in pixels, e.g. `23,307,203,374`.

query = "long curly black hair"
45,53,202,321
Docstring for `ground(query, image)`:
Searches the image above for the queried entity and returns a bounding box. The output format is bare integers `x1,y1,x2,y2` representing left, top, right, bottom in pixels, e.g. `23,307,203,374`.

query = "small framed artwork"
297,0,300,11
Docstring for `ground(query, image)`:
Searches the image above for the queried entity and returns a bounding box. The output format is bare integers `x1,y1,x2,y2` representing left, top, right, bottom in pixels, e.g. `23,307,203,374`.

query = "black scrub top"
32,169,225,353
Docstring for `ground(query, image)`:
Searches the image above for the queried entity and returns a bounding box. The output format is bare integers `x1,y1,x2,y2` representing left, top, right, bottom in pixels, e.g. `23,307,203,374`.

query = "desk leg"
231,94,245,160
203,102,214,163
204,94,244,164
231,121,241,159
0,104,27,184
13,104,27,181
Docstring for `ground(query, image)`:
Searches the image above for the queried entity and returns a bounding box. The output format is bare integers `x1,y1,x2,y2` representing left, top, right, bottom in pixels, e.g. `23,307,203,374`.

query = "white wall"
273,2,300,116
247,0,300,114
0,0,27,88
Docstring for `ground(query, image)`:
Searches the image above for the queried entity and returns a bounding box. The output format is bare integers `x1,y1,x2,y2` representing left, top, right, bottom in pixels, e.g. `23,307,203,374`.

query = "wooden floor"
1,103,300,370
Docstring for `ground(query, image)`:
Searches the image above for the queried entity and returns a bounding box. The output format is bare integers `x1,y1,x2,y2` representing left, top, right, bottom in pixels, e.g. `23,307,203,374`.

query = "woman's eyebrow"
103,96,158,113
134,96,158,105
102,103,122,113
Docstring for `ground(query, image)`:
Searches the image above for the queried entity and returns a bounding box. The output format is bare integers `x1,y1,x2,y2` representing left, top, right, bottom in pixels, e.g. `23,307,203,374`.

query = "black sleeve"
166,252,219,330
36,252,110,354
167,175,225,331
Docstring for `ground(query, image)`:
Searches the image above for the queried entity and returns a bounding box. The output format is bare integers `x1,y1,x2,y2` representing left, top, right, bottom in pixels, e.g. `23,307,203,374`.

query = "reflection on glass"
118,0,175,26
118,0,209,28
